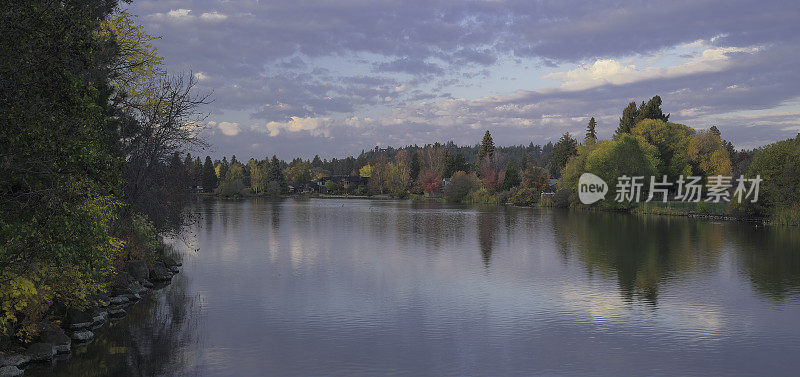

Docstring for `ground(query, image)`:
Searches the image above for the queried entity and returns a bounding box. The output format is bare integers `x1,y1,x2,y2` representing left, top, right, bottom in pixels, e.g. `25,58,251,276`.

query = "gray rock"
94,310,108,322
40,327,71,354
90,313,106,330
110,271,136,296
125,260,150,282
129,281,148,295
0,366,23,377
160,255,182,268
91,307,106,320
123,293,141,302
108,308,127,320
141,279,154,288
65,308,94,330
25,342,55,362
168,265,180,274
0,354,30,367
70,330,94,342
149,261,173,281
109,295,129,305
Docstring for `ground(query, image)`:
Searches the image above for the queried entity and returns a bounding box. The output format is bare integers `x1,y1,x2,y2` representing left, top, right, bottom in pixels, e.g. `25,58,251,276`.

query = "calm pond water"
29,199,800,376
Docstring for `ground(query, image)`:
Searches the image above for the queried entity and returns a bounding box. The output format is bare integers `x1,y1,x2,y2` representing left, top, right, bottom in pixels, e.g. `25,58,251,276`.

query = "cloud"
148,8,195,22
375,58,443,75
259,117,334,138
193,72,208,81
545,44,762,91
217,121,241,136
199,11,227,22
127,0,800,158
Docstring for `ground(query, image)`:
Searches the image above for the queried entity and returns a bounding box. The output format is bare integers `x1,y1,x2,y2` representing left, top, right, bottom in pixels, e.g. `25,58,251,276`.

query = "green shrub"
219,179,245,197
118,213,159,262
393,189,410,199
552,188,572,208
324,180,341,194
743,135,800,216
508,187,540,206
445,171,481,203
771,204,800,226
463,187,499,204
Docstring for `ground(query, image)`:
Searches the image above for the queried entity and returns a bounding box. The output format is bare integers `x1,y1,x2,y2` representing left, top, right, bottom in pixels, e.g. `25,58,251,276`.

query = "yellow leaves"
0,262,112,341
688,130,732,177
0,273,49,341
359,164,373,178
101,10,165,99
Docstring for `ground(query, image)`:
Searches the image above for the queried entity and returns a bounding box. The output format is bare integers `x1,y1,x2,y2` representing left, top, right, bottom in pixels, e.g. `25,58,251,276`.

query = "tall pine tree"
616,95,669,136
202,156,218,192
409,151,421,182
585,117,598,143
477,130,495,161
616,101,639,136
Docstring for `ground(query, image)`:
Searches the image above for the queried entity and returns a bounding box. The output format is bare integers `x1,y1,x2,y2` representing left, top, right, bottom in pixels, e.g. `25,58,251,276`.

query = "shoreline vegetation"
196,100,798,226
2,3,204,376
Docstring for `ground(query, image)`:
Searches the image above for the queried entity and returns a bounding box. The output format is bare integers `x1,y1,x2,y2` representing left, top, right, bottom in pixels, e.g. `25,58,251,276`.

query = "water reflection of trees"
553,211,724,304
477,208,500,268
729,225,800,299
29,272,198,377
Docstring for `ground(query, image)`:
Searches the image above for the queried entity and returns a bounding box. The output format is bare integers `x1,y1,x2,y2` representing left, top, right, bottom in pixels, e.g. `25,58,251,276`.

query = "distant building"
317,175,369,190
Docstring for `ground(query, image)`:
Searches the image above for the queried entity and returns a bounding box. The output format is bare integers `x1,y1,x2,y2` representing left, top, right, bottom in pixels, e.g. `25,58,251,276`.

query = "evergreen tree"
194,157,202,180
585,117,598,143
500,162,521,190
218,156,229,179
202,156,217,192
183,153,193,169
267,155,286,185
183,153,194,184
410,151,421,181
616,101,639,136
477,130,495,161
634,95,669,124
443,152,469,178
549,133,578,177
617,96,669,136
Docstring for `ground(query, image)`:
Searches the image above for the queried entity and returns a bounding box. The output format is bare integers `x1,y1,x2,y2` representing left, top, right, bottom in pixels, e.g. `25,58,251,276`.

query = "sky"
124,0,800,160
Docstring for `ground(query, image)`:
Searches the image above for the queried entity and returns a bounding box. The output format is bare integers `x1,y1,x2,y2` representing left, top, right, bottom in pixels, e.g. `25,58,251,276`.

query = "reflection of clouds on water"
39,199,799,377
289,233,310,270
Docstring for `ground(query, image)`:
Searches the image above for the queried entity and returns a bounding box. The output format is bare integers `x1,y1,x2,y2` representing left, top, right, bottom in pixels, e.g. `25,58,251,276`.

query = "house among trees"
317,175,369,192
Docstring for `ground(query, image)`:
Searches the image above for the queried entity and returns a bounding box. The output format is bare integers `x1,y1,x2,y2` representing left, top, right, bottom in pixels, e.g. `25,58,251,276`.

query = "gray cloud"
127,0,800,158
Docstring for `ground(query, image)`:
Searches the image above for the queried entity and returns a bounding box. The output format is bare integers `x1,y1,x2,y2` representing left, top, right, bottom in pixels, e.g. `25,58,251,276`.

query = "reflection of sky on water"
31,198,800,377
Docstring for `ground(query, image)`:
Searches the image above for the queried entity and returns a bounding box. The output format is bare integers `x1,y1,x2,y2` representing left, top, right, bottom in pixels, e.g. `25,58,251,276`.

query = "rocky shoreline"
0,256,182,377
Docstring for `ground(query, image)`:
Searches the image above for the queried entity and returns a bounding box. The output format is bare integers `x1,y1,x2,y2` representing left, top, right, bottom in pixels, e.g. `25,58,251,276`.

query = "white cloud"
218,121,241,136
200,12,228,22
260,117,333,137
149,9,227,23
545,45,762,91
148,8,195,22
194,72,208,81
167,9,193,19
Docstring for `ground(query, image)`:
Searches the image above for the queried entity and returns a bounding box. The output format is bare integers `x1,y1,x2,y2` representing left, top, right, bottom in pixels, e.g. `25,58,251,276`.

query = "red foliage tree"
421,170,442,194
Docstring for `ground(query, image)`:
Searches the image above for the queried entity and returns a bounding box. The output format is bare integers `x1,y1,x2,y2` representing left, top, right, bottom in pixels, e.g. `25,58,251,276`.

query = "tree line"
204,95,798,224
